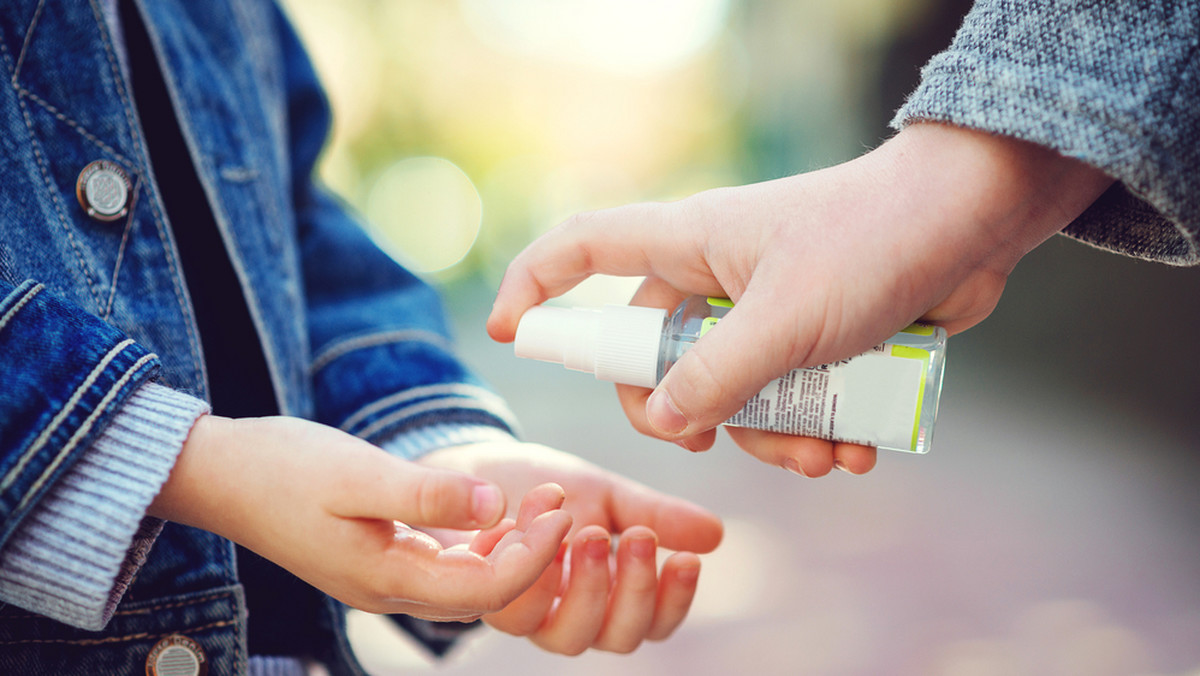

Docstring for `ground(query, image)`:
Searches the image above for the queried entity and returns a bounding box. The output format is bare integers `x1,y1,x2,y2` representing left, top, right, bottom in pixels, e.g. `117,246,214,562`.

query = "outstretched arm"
489,124,1112,475
149,415,572,621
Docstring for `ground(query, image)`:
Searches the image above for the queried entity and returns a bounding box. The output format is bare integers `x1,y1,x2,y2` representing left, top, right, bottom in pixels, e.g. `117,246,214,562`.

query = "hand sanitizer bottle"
514,296,947,453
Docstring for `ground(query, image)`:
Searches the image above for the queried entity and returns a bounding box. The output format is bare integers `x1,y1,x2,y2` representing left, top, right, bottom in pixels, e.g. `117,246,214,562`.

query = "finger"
530,526,612,656
469,517,516,556
602,480,723,554
487,203,723,343
592,527,659,653
628,274,693,316
484,542,567,636
329,452,506,530
832,442,878,475
724,427,841,477
615,383,718,451
615,278,718,450
644,288,820,439
646,551,701,641
371,487,571,617
513,483,568,530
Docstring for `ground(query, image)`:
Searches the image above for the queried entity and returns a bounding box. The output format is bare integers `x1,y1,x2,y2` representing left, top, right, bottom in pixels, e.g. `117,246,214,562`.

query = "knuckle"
415,475,461,526
675,348,731,414
477,592,510,616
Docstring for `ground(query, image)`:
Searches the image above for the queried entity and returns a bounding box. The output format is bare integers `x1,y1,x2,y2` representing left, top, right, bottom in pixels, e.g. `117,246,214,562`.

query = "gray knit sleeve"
891,0,1200,265
0,382,208,630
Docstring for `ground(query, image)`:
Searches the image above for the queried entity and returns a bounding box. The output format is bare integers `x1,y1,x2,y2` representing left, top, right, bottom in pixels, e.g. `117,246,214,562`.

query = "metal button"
76,159,132,222
146,634,208,676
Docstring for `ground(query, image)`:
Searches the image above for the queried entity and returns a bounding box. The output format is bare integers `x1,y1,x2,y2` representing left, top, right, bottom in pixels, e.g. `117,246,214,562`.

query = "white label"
725,347,926,451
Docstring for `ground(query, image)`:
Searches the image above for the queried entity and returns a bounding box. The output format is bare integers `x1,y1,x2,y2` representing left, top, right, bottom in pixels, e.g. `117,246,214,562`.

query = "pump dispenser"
515,297,947,453
516,304,667,388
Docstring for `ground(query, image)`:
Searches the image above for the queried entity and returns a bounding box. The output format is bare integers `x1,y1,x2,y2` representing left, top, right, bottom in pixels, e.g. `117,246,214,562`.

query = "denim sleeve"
892,0,1200,265
0,382,207,630
275,9,519,445
0,280,202,629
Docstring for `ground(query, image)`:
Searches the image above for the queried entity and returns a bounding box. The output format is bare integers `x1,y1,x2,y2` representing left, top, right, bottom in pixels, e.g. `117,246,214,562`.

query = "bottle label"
724,344,928,452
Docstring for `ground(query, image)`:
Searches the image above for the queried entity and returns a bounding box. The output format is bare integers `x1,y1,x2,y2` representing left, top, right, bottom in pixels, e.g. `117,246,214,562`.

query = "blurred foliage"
278,0,936,289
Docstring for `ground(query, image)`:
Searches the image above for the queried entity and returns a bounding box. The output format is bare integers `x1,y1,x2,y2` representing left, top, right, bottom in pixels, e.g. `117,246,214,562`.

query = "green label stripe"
900,323,935,336
700,316,720,337
706,297,734,308
889,345,930,452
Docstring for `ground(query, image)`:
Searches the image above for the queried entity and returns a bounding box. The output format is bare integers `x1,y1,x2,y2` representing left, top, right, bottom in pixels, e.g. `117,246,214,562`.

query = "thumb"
330,455,507,530
645,292,810,439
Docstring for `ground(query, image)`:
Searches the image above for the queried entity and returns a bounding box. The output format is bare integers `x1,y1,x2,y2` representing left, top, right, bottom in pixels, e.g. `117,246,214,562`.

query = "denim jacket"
0,1,516,673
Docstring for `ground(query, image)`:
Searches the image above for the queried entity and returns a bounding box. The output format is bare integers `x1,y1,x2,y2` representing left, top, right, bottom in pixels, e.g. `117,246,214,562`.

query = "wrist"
147,413,237,532
872,123,1114,270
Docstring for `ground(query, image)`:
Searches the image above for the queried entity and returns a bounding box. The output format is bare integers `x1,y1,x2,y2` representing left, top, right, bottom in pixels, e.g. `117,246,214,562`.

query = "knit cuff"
890,0,1200,265
0,382,209,629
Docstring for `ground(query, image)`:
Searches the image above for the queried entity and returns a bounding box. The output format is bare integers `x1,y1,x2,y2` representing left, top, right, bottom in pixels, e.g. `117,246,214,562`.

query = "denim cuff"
378,423,516,462
0,382,209,630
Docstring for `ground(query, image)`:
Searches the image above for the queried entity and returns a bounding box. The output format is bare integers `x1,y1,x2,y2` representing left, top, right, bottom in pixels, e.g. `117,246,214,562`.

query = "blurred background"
278,1,1200,674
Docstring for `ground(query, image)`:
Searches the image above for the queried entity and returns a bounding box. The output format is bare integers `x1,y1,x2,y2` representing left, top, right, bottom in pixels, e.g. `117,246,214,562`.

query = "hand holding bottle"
489,123,1113,475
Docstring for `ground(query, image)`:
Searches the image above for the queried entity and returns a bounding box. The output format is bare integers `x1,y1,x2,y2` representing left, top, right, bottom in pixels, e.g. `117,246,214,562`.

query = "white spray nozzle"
514,304,667,388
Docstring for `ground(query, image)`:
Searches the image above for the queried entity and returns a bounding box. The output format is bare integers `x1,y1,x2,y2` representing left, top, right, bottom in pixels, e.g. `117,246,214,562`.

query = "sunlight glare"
459,0,732,76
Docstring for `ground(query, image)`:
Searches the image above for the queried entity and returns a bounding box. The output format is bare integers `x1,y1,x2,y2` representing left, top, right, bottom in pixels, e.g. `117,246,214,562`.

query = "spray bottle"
514,296,947,453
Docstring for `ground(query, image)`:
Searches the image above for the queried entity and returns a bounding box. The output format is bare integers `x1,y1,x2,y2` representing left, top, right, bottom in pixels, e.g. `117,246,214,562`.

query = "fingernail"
585,536,611,559
834,461,851,474
629,536,657,559
647,390,688,435
472,485,502,524
784,458,807,477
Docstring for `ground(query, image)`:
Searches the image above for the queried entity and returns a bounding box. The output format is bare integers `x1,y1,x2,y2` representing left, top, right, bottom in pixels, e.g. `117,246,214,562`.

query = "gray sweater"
893,0,1200,266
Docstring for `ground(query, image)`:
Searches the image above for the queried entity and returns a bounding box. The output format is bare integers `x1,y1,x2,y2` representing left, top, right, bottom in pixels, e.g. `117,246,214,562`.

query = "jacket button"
146,634,208,676
75,160,132,222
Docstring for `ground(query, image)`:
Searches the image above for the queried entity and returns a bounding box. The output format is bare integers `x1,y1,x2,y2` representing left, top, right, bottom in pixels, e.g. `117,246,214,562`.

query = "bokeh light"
363,157,482,275
278,2,1200,674
458,0,731,76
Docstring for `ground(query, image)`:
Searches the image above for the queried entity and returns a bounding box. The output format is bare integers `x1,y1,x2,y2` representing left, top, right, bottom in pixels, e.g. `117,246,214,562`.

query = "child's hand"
418,441,722,654
149,415,572,622
488,123,1113,475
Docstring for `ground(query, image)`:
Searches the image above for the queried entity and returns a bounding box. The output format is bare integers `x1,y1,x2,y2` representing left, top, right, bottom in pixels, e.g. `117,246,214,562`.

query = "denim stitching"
10,0,132,161
11,0,45,83
13,351,157,515
137,3,285,410
310,329,453,375
102,176,142,320
15,89,132,163
91,0,207,388
0,339,136,492
0,619,237,646
338,382,509,433
112,591,236,617
1,36,107,311
86,0,138,151
14,96,106,310
0,282,43,336
1,590,235,619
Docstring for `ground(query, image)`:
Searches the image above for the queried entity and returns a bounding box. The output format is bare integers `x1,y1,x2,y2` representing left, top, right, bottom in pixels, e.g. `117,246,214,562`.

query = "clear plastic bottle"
514,296,947,453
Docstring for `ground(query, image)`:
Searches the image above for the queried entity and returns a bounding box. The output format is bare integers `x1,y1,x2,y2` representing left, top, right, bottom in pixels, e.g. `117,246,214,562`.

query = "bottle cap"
514,304,667,388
